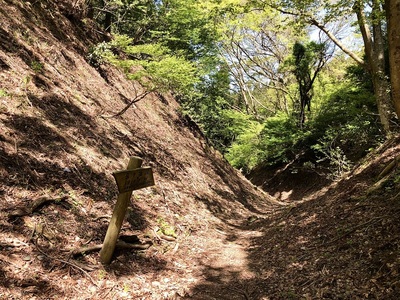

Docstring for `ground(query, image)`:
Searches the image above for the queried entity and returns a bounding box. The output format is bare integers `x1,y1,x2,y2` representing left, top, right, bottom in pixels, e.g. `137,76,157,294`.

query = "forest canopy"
83,0,400,177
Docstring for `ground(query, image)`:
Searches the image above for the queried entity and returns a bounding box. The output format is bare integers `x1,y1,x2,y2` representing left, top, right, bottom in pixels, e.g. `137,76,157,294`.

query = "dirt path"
1,1,400,299
182,218,270,300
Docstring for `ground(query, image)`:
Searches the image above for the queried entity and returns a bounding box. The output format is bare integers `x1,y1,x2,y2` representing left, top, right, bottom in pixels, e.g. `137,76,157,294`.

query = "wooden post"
100,157,143,265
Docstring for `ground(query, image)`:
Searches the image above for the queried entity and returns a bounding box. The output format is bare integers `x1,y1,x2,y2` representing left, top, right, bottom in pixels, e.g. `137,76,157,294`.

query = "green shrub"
88,35,200,96
30,60,44,73
226,112,309,172
257,113,309,165
226,82,382,175
309,84,382,178
225,117,263,173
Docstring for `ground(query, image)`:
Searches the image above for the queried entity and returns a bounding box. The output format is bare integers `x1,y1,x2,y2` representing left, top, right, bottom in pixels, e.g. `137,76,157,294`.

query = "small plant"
157,218,177,237
97,270,106,280
0,89,9,97
123,283,130,293
87,41,111,67
303,161,316,169
313,142,352,181
23,74,31,85
30,60,44,73
89,35,199,96
68,190,82,208
0,89,10,97
327,146,353,180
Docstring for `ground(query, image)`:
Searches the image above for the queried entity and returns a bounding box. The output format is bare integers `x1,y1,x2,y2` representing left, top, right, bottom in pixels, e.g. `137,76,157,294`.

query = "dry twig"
101,91,151,118
33,238,99,287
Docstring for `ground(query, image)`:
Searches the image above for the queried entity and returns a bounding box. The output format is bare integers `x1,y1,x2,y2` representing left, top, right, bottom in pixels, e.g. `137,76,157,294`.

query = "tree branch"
267,2,366,68
309,19,366,68
101,91,152,118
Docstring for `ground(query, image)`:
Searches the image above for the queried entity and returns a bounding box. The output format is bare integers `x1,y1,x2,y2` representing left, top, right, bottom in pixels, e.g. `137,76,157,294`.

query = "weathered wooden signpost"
100,157,154,265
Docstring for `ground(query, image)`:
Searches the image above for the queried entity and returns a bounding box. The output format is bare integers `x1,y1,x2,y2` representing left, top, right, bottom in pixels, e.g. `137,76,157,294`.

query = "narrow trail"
1,1,400,299
190,230,261,299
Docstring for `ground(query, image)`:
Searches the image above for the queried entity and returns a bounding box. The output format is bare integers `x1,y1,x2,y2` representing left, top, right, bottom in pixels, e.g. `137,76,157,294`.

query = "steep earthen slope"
2,1,400,299
0,1,274,299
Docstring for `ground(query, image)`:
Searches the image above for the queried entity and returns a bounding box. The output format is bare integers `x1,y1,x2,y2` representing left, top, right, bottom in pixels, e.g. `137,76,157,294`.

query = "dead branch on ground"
33,238,99,286
8,196,69,219
101,91,151,118
378,155,400,179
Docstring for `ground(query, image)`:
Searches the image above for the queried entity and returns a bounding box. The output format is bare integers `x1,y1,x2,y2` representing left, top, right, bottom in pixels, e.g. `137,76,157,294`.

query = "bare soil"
1,1,400,299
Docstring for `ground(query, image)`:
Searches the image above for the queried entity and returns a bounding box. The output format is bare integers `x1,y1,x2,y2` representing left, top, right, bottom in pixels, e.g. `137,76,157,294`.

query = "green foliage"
286,40,328,126
87,41,111,67
224,117,263,173
0,89,9,97
345,63,374,92
258,113,308,164
312,85,380,146
142,55,199,94
310,83,382,177
87,0,224,104
90,35,200,95
151,0,219,61
157,218,176,238
89,0,220,62
226,61,383,175
182,63,238,152
107,0,159,41
291,41,325,79
86,0,386,177
30,60,44,73
184,95,233,151
225,112,309,172
311,132,353,180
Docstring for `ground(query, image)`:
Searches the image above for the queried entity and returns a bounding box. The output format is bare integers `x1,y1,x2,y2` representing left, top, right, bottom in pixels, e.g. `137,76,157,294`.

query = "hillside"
0,0,274,298
1,1,400,299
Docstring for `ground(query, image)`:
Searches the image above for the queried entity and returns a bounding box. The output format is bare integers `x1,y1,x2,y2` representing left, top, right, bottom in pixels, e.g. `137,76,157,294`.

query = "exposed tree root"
72,240,153,257
367,174,392,195
33,238,99,286
378,154,400,179
364,155,400,196
8,196,70,219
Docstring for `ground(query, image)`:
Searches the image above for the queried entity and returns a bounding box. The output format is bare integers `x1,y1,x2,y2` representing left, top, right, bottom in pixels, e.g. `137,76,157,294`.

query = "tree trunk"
355,0,392,133
386,0,400,120
273,1,395,131
371,65,392,132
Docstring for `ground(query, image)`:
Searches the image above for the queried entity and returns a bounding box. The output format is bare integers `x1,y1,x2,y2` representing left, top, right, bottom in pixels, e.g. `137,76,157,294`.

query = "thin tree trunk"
272,0,395,131
371,0,393,132
386,0,400,120
355,0,392,132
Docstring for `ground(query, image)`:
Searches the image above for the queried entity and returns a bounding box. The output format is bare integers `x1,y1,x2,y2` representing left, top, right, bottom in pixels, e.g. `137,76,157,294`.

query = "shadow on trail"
0,262,59,299
248,162,331,202
189,148,400,299
1,114,114,199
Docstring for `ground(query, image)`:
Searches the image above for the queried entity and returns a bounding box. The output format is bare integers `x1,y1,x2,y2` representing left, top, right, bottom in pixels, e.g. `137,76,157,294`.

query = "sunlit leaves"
217,5,299,116
92,35,199,95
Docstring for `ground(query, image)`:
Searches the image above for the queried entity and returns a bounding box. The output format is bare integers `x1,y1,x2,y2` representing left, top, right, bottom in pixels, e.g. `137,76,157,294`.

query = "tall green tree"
291,41,327,127
264,0,395,132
